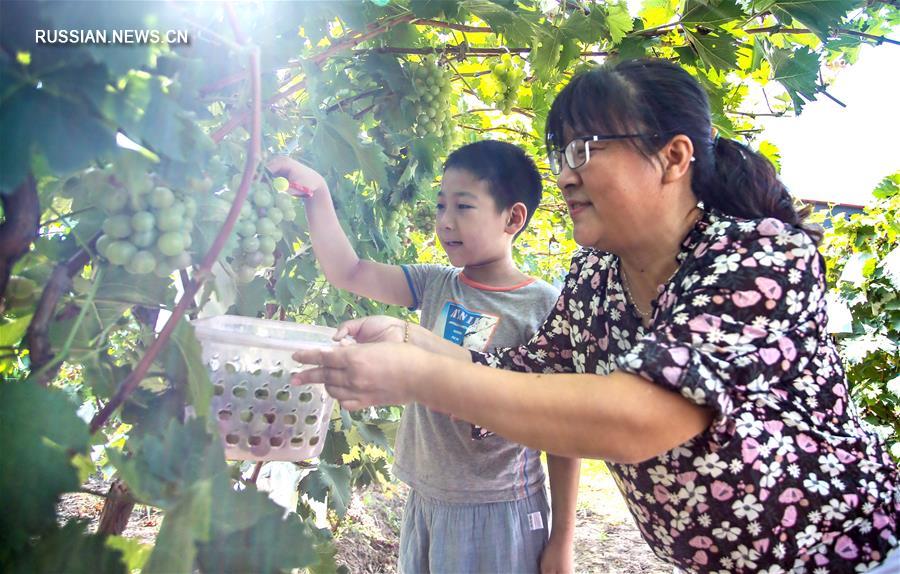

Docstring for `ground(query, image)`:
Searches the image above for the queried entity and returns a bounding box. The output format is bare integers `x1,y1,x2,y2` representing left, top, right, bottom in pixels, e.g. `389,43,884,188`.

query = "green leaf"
768,46,820,112
530,29,562,78
233,276,270,317
460,0,537,45
683,27,739,70
142,481,212,574
95,265,176,306
105,536,152,573
605,2,635,45
108,418,227,508
299,462,352,518
0,313,32,347
320,429,351,465
317,113,389,188
0,383,90,559
8,521,126,574
561,10,596,43
196,507,321,573
0,83,115,192
164,318,213,417
354,421,391,451
771,0,862,41
681,0,746,26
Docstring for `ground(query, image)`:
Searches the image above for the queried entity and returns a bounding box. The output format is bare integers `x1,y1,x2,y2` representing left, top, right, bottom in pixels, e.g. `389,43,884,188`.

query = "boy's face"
436,168,515,268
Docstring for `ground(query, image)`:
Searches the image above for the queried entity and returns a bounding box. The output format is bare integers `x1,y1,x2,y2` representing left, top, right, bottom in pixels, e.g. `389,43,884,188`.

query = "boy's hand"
540,532,575,574
334,316,406,344
266,156,328,198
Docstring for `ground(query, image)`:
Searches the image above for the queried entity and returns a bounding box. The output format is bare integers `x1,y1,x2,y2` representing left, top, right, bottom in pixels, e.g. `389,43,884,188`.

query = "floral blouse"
472,210,899,573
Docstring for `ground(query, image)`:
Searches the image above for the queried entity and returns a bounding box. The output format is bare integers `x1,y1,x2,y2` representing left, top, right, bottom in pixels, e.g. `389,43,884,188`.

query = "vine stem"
89,7,263,435
0,174,39,301
25,237,96,385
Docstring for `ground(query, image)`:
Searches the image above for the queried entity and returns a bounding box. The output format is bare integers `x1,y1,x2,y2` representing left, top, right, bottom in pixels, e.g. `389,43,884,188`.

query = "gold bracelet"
403,320,410,343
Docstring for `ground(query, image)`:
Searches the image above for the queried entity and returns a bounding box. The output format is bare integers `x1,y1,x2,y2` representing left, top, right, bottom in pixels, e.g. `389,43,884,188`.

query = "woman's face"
554,128,666,253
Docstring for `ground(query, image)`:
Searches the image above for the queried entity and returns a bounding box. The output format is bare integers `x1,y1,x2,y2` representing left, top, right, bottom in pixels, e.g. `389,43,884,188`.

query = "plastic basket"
192,315,336,462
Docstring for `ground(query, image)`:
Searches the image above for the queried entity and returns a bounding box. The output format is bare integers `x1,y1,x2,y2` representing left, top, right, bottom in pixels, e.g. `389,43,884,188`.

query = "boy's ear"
505,202,528,236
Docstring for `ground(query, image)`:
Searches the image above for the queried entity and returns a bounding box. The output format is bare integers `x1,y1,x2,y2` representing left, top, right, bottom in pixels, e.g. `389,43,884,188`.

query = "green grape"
237,221,256,237
156,207,184,232
261,253,275,267
129,191,148,211
240,202,252,217
182,231,193,249
157,232,185,257
131,211,155,233
252,189,273,208
258,235,277,254
106,241,137,266
267,207,284,224
149,186,175,209
256,217,276,236
103,215,132,239
106,189,130,214
131,230,157,248
96,234,114,257
275,194,293,211
183,197,197,218
126,251,157,275
237,266,256,283
272,177,290,193
242,236,260,252
168,252,192,269
245,251,264,266
281,205,296,221
154,259,173,278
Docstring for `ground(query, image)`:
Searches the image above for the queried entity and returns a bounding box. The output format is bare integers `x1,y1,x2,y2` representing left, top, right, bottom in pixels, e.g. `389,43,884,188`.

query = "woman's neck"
618,205,703,308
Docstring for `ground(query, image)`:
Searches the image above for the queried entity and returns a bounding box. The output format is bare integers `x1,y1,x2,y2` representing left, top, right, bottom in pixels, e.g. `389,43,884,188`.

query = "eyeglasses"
547,134,659,175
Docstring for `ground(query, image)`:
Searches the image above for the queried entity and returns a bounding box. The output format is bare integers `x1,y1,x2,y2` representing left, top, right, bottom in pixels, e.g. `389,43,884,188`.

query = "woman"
292,59,899,573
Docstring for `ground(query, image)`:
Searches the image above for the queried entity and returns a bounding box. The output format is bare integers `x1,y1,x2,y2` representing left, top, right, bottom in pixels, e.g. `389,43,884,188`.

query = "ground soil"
58,461,671,573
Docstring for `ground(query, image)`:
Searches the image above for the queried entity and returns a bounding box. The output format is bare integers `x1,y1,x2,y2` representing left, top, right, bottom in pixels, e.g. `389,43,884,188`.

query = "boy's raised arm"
267,157,414,308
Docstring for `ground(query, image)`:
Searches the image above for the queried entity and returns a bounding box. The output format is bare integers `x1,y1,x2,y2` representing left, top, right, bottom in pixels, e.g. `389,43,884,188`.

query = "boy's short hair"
443,140,542,238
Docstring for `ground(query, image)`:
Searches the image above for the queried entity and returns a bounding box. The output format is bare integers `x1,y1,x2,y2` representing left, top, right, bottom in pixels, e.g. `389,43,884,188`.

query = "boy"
268,140,579,573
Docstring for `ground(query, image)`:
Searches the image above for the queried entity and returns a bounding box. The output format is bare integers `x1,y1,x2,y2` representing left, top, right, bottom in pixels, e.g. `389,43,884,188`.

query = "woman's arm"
292,342,712,463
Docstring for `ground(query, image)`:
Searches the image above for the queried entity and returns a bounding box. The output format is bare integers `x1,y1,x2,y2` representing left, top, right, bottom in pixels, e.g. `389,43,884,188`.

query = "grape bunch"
490,55,525,115
218,176,296,283
96,181,198,277
407,57,454,143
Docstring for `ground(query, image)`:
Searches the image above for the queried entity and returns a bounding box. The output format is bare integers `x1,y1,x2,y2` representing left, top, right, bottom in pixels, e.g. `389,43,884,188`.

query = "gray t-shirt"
393,264,559,503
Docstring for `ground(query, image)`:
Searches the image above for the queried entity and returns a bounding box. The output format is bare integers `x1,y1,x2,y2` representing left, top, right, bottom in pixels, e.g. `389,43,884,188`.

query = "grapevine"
490,54,525,115
406,57,455,146
84,170,199,277
218,175,296,283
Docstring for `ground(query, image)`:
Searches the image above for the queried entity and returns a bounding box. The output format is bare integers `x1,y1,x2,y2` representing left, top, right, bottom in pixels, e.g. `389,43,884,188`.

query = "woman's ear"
660,134,695,184
505,202,528,236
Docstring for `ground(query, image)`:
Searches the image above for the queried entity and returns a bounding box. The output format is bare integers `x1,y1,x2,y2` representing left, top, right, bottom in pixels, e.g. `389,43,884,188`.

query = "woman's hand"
266,156,328,198
291,342,426,410
334,316,405,344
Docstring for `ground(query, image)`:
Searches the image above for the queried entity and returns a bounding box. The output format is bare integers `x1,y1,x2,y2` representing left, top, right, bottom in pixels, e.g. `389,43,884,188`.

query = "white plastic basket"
191,315,336,462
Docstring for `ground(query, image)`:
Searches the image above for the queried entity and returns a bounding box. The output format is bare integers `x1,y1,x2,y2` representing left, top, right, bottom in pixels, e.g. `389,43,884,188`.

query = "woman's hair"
545,58,821,243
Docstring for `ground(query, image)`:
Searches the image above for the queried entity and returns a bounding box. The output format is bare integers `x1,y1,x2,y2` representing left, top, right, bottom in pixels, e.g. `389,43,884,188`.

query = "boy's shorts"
399,487,550,574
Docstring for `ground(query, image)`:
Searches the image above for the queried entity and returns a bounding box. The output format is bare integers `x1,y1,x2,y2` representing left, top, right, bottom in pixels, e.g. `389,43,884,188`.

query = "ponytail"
694,136,822,243
545,58,822,244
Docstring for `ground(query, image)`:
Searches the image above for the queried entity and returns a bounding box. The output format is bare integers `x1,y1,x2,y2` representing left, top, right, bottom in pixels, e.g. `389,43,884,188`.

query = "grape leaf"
0,383,90,558
299,462,352,518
